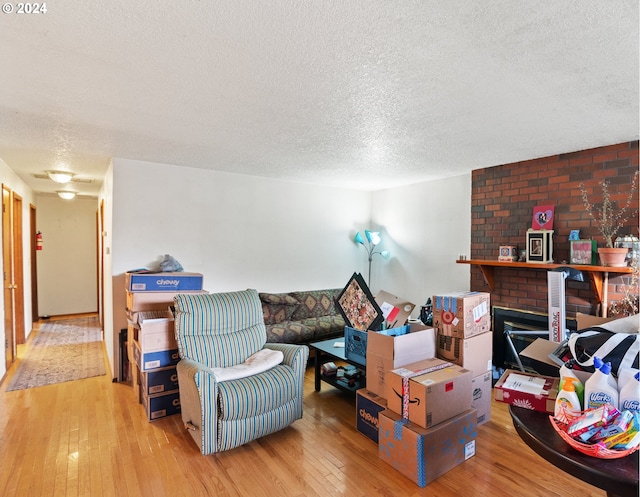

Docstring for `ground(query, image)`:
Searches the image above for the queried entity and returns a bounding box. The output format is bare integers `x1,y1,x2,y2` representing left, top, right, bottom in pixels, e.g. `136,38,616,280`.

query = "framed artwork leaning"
336,272,383,331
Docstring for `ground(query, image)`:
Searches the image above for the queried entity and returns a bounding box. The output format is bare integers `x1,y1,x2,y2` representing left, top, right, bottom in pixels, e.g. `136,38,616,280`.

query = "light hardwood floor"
0,320,606,497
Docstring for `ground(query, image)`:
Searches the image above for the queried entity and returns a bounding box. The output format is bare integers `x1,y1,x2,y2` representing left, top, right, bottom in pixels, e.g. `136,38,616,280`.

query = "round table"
509,405,639,497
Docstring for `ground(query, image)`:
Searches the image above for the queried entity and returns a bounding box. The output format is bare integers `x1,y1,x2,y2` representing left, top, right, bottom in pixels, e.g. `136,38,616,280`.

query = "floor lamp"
354,230,390,287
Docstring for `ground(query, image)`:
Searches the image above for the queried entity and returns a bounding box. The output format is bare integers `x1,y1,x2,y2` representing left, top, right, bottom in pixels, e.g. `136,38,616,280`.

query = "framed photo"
526,229,554,263
336,272,383,331
532,205,555,230
570,240,596,265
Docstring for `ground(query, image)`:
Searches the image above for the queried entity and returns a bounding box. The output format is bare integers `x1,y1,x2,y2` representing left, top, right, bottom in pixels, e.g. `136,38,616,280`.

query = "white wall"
0,154,473,383
371,174,472,310
105,158,372,377
35,195,98,316
0,158,35,380
100,161,114,376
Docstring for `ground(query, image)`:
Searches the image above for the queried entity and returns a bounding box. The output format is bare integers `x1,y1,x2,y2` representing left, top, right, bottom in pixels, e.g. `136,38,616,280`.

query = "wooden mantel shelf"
456,259,632,309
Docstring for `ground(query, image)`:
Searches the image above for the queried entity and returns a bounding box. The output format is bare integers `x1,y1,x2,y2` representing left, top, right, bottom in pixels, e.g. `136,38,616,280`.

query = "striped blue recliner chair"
173,289,309,455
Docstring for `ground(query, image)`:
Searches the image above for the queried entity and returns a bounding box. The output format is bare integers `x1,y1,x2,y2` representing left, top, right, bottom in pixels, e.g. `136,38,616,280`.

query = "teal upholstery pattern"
174,290,308,455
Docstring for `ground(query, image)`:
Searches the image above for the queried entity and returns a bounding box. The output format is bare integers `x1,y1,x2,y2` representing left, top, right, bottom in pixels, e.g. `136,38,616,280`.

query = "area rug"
6,316,106,391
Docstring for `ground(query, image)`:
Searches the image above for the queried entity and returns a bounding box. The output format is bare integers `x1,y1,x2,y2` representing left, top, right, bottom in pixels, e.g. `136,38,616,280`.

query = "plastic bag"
159,254,183,272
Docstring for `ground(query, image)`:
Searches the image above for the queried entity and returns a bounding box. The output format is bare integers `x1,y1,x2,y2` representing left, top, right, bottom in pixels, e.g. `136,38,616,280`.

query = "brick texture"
469,141,639,317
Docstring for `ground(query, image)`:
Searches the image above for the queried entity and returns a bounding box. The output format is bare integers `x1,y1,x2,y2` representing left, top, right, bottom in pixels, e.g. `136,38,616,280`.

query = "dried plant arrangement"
608,257,639,317
579,171,639,248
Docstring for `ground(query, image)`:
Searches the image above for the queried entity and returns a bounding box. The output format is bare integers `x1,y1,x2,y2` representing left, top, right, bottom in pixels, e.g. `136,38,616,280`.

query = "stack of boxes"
353,289,493,488
432,291,493,425
378,358,477,487
125,271,205,421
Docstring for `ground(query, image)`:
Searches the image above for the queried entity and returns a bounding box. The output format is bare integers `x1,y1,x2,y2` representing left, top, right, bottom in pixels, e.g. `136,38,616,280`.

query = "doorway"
2,185,25,368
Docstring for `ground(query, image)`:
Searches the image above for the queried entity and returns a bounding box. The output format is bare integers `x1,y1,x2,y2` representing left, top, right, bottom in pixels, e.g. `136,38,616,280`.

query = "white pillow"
209,349,284,382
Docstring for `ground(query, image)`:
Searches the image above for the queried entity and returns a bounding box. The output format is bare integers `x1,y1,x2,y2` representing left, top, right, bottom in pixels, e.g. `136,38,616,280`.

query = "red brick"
469,140,639,317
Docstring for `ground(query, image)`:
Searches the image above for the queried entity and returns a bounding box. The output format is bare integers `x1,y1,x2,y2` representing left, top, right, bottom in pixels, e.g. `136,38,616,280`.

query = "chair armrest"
177,357,218,380
264,343,309,370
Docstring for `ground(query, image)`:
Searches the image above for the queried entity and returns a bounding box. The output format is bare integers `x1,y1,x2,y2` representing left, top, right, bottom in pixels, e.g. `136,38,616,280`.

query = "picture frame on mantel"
532,205,555,230
526,229,554,263
570,239,597,265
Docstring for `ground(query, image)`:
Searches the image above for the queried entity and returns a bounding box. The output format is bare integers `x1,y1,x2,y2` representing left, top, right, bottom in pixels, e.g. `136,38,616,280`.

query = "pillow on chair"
208,348,284,382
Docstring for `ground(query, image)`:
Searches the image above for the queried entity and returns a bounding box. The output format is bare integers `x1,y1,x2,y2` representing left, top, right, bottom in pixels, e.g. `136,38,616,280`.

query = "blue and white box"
126,271,204,292
133,340,180,372
142,366,179,395
142,389,181,421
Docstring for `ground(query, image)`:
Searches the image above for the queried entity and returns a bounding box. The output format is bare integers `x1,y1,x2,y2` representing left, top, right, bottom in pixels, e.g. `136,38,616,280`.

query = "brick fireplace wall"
469,140,639,318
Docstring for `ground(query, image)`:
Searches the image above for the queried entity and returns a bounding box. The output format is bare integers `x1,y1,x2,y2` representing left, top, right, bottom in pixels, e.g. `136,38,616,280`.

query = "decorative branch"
579,171,639,248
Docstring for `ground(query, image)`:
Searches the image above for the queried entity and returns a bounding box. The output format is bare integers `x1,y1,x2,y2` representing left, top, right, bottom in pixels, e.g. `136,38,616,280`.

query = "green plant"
579,171,639,248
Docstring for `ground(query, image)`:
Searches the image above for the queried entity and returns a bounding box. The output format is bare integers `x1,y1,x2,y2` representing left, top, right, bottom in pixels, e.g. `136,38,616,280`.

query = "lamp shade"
47,170,75,183
365,230,381,245
354,232,364,245
57,190,76,200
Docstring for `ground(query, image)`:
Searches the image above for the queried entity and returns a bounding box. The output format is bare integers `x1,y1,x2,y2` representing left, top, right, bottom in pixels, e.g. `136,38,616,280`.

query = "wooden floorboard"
0,322,606,497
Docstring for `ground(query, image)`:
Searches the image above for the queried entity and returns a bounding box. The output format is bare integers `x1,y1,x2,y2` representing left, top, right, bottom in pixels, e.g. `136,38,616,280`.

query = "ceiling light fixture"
46,170,75,183
57,190,76,200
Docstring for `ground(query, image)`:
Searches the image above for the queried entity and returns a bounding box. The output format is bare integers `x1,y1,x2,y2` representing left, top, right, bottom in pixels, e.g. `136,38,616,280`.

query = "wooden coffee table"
509,405,639,497
309,338,366,395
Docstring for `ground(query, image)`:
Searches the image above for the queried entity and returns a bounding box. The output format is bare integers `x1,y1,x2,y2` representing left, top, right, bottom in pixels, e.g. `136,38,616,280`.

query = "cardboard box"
520,338,592,384
387,358,472,428
132,309,177,354
436,330,492,377
366,324,435,398
433,292,490,338
494,369,559,414
576,312,617,330
345,323,413,367
132,340,180,372
355,389,387,443
375,290,415,329
126,290,207,312
378,408,477,488
131,361,141,403
125,271,204,292
141,389,181,421
141,366,179,395
471,371,492,425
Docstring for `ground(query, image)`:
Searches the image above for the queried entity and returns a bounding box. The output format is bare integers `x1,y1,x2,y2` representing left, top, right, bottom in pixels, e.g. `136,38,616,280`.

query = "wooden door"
99,199,104,328
12,193,24,344
30,205,38,323
2,185,15,369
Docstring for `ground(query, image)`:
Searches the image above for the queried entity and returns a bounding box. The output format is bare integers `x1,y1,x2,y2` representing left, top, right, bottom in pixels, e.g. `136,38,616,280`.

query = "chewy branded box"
142,366,179,396
433,292,490,338
126,271,204,292
387,358,472,429
126,290,208,312
356,389,387,443
133,340,180,372
141,389,181,421
133,309,177,354
471,371,492,425
436,330,493,377
366,324,435,398
494,369,559,414
378,408,477,488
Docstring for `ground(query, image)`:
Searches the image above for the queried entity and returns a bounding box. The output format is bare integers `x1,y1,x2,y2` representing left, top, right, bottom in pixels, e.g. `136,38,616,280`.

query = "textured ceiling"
0,1,638,196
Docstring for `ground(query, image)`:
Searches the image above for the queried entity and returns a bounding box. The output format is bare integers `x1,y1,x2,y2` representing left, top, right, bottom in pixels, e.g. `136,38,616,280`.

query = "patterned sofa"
259,289,346,345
